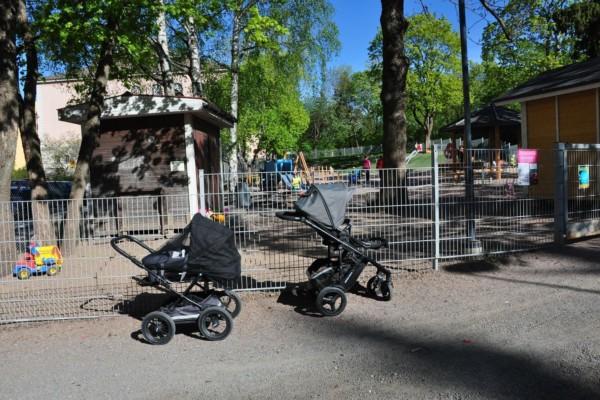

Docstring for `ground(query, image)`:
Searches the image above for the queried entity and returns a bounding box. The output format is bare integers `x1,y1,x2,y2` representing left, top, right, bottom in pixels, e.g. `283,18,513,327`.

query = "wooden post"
495,126,501,180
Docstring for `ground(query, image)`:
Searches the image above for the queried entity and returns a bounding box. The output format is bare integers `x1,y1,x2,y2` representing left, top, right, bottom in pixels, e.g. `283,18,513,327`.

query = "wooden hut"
495,56,600,198
440,104,521,148
58,94,234,234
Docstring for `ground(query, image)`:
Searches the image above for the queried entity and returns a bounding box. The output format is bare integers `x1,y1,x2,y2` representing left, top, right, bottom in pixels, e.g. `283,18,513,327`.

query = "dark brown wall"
91,114,187,196
192,116,222,210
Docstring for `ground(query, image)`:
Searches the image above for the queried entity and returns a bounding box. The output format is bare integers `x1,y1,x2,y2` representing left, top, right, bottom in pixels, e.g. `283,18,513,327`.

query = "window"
152,84,163,96
174,82,183,96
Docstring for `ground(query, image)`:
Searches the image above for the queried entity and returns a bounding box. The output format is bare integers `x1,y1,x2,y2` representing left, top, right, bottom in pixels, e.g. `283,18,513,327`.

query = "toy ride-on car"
13,242,63,280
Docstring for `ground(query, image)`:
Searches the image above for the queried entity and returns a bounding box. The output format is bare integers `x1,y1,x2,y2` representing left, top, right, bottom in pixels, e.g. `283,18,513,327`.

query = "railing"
309,145,383,159
0,148,557,323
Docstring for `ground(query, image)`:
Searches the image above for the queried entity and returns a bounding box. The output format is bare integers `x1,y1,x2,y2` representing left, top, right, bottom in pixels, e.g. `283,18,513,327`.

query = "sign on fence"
578,165,590,189
517,149,538,186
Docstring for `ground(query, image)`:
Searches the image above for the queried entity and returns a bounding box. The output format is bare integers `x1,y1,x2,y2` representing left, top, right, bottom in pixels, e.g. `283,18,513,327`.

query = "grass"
307,151,448,170
406,152,447,168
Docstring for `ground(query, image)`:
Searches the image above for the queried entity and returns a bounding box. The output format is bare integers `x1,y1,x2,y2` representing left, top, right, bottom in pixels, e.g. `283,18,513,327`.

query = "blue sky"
329,0,493,72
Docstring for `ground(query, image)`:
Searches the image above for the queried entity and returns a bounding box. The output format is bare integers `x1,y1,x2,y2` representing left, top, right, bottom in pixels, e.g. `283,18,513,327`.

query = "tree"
201,0,338,171
479,0,574,103
43,1,161,248
379,0,409,204
237,55,309,159
554,0,600,59
221,1,287,184
405,13,461,150
0,0,20,261
0,1,20,205
17,1,48,201
380,0,408,170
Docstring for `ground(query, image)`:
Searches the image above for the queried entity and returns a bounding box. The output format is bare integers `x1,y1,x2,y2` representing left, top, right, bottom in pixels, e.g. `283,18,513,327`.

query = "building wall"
36,76,194,143
192,116,222,210
91,114,188,197
14,131,26,170
558,90,597,143
525,88,600,198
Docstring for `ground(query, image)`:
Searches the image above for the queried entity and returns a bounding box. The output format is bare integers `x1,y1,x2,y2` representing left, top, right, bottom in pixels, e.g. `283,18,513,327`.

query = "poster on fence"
578,165,590,189
517,149,538,186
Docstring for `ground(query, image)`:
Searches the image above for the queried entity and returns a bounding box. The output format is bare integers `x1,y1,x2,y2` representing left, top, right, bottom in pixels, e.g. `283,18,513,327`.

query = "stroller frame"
111,235,239,344
277,185,393,316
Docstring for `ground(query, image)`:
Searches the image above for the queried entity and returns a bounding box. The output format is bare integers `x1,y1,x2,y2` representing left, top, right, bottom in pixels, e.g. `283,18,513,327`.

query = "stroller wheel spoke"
316,287,347,317
141,311,176,345
198,307,233,341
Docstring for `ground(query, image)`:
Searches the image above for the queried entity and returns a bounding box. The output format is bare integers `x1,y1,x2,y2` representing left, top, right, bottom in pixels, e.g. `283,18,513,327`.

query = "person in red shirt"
362,155,372,185
376,156,384,186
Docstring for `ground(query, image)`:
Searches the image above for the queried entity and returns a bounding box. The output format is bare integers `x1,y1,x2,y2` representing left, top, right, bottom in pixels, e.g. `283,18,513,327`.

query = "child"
376,156,384,185
362,155,372,184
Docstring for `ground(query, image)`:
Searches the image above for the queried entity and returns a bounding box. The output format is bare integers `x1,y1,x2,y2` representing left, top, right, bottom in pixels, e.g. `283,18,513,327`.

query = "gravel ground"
1,239,599,400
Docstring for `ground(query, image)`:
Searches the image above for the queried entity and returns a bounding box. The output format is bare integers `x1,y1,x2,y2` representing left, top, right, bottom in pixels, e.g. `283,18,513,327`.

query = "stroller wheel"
316,287,347,317
367,276,392,301
217,290,242,319
198,306,233,341
141,311,176,345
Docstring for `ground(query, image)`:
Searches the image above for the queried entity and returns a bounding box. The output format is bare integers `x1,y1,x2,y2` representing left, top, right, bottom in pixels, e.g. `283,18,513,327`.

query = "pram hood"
294,183,354,229
159,214,241,281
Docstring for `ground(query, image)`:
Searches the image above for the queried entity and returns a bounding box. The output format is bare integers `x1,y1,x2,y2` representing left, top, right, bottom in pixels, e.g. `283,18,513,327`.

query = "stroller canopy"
160,214,241,281
294,183,353,229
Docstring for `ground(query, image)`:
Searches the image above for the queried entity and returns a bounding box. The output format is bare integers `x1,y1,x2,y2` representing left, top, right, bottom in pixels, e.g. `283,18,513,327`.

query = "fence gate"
557,143,600,240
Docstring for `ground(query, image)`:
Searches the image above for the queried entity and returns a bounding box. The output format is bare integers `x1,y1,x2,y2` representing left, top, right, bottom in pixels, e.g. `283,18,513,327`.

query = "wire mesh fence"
0,148,559,323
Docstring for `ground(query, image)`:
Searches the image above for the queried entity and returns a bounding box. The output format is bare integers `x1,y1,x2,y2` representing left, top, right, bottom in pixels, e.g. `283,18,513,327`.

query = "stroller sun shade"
294,183,354,229
157,214,241,281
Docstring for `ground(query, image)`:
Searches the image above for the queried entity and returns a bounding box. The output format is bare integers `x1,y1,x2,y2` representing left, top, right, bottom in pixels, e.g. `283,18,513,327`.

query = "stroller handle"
276,211,304,222
110,235,155,267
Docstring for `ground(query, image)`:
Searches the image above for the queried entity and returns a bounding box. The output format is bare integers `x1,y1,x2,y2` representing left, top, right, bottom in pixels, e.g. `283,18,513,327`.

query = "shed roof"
494,57,600,105
58,93,235,128
440,104,521,133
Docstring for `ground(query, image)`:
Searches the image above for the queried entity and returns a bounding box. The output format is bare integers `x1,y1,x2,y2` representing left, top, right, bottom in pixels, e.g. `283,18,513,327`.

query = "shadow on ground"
299,315,599,399
443,256,600,296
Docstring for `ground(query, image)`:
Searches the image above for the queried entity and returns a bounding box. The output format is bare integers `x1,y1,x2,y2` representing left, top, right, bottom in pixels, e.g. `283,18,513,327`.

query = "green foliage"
404,13,462,142
41,0,162,89
12,168,28,180
479,0,575,104
553,0,600,59
300,67,382,151
237,55,309,155
201,0,338,156
367,14,462,146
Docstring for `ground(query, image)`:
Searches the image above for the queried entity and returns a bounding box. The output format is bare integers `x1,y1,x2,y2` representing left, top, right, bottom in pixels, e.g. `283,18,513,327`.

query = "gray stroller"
277,183,393,316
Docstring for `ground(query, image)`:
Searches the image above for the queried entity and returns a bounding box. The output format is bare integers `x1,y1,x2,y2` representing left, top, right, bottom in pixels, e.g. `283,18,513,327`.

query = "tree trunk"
380,0,409,206
157,3,175,96
0,1,19,203
64,29,115,253
19,39,47,200
17,1,57,244
0,0,19,265
424,114,433,152
184,17,203,97
228,12,241,190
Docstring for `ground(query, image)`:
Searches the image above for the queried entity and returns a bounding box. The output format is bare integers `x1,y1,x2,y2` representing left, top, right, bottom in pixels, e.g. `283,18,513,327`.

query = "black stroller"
111,214,242,345
277,183,393,316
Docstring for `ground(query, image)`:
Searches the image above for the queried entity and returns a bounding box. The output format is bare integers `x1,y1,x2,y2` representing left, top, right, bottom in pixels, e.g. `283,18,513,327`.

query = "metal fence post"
554,143,567,244
432,144,441,270
199,169,206,217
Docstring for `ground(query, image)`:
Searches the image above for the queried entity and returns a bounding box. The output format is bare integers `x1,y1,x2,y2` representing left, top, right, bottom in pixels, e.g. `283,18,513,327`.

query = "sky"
328,0,495,72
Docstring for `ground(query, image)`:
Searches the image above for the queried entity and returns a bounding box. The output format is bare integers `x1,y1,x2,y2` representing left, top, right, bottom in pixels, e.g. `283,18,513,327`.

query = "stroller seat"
142,252,189,272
